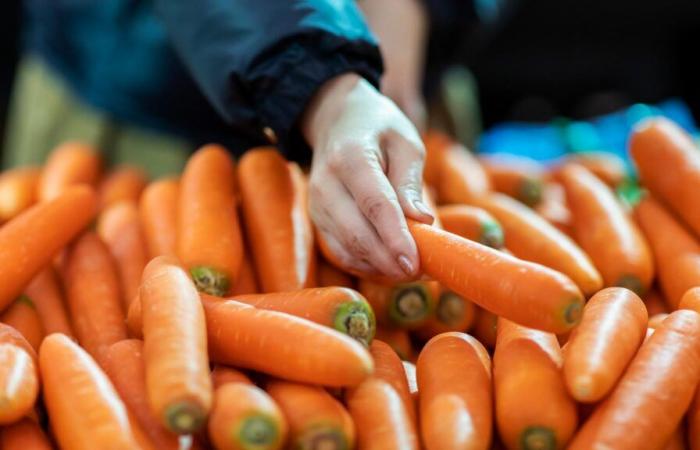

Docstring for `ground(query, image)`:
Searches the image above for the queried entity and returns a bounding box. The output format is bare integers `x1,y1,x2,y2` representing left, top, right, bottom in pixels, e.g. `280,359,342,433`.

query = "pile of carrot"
2,117,700,450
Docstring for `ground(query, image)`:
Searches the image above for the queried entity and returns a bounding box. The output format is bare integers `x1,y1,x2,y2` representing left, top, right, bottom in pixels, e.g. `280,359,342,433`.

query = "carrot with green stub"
374,327,414,361
0,418,53,449
177,145,243,296
563,287,648,403
140,177,179,258
0,296,44,352
24,266,73,337
409,220,585,333
438,204,504,249
369,340,416,425
140,256,212,434
38,141,101,201
0,342,39,424
480,153,545,206
211,366,253,388
415,289,477,340
0,186,97,312
0,166,39,223
358,279,438,329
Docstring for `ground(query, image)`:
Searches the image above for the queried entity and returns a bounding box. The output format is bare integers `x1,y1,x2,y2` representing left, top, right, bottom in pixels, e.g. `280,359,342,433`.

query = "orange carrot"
63,232,127,364
419,332,493,450
422,129,453,188
561,163,654,295
569,310,700,450
630,117,700,237
98,166,147,210
480,154,545,206
648,313,670,329
103,339,182,449
0,166,40,223
563,287,648,402
663,427,686,450
0,343,38,424
209,383,287,450
535,182,573,237
0,296,44,352
230,256,259,295
415,289,477,340
438,204,504,249
0,418,52,449
644,287,670,316
0,323,36,360
374,327,414,361
369,340,416,425
471,192,602,297
23,266,73,337
140,177,179,258
177,144,243,296
0,186,97,311
317,257,355,288
561,152,627,188
211,366,253,388
266,379,354,450
494,319,577,450
140,256,212,433
358,279,438,329
688,377,700,450
409,221,584,333
473,307,498,349
238,149,315,292
634,195,700,308
38,141,101,201
680,287,700,314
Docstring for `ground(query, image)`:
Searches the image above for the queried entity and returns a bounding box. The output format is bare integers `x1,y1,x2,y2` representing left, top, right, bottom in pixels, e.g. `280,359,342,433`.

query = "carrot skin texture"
369,339,417,425
23,266,74,337
98,166,147,210
38,141,101,201
480,154,545,206
374,327,414,361
437,204,504,249
0,343,39,424
211,366,253,388
230,256,259,295
680,287,700,314
140,177,179,258
0,186,97,312
0,418,53,449
0,323,36,360
0,166,40,222
473,307,498,349
0,296,44,352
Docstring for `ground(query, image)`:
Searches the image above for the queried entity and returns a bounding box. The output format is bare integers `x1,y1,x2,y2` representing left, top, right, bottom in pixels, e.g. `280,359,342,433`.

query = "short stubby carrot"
560,163,654,295
98,165,147,210
209,383,288,450
0,166,40,223
560,151,627,188
471,193,602,297
0,418,53,449
480,154,545,206
0,296,44,352
473,307,499,349
177,144,243,296
680,287,700,314
569,310,700,450
140,256,212,434
494,319,578,450
0,343,39,424
23,266,73,337
415,290,478,340
266,380,355,450
409,221,585,334
563,287,648,403
374,327,414,362
438,204,504,249
369,340,416,425
534,182,573,237
418,332,493,450
39,333,142,450
38,141,101,201
238,149,315,293
317,257,355,289
359,279,438,329
0,185,97,311
211,365,253,388
140,177,179,258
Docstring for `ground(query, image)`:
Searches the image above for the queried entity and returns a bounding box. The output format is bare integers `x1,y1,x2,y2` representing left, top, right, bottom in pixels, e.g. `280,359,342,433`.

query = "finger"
385,132,434,224
316,228,376,276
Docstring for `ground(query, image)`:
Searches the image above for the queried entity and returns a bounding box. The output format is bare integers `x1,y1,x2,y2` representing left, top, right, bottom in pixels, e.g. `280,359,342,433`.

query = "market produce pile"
1,117,700,450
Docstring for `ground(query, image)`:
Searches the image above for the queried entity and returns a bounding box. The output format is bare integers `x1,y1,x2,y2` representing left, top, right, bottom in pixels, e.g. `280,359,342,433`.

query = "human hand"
302,73,433,280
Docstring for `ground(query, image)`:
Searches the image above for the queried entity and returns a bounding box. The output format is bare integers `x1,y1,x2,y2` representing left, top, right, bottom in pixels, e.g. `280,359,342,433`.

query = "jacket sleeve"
152,0,382,159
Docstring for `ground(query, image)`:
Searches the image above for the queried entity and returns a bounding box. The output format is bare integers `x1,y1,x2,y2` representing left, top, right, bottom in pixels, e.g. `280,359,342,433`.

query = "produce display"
3,116,700,449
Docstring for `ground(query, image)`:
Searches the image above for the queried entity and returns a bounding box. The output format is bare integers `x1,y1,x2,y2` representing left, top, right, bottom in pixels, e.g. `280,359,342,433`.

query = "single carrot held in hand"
480,154,545,206
211,366,253,388
0,186,97,311
374,327,414,361
0,166,40,223
415,290,478,340
408,221,585,333
369,340,416,425
177,144,243,296
438,204,504,249
0,418,53,449
140,177,179,258
0,343,39,424
38,141,101,201
0,296,44,352
359,279,437,329
418,332,493,450
140,256,212,434
24,266,73,337
98,165,147,210
563,287,648,403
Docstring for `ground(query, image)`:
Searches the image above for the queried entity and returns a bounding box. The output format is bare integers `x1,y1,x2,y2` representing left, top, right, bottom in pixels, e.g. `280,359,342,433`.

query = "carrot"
0,418,52,449
98,166,148,210
471,193,602,297
634,195,700,308
177,144,243,296
98,201,148,310
644,287,670,316
266,379,354,450
569,310,700,450
663,427,686,450
561,152,627,188
209,383,287,450
238,149,315,293
211,366,253,388
358,279,438,329
0,323,35,359
415,289,478,340
38,141,101,201
140,256,212,434
0,343,39,424
103,339,182,449
40,333,142,449
374,327,414,361
438,204,504,249
317,257,355,288
64,232,126,364
473,307,498,349
560,163,654,295
0,296,44,352
0,186,97,312
535,182,573,237
0,166,40,223
23,266,73,337
680,287,700,314
369,340,416,425
630,117,700,238
140,177,179,258
418,332,492,450
688,377,700,450
563,287,648,402
422,129,453,188
648,313,670,329
480,154,545,206
230,256,259,295
409,221,584,333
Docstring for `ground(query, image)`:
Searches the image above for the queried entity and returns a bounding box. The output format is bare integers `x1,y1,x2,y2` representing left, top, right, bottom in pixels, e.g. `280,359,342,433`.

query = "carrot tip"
436,291,465,326
334,301,376,346
190,266,230,296
480,221,504,249
521,426,556,450
299,427,348,450
564,301,583,325
164,401,207,434
389,283,432,326
571,374,596,402
616,275,645,296
518,178,543,207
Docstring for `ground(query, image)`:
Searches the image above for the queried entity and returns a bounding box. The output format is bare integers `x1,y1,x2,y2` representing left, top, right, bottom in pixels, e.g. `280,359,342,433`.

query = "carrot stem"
238,415,279,448
435,292,464,325
190,266,230,297
390,285,431,325
519,179,543,207
300,428,347,450
616,275,644,297
165,400,207,434
522,426,556,450
481,221,504,249
334,302,374,346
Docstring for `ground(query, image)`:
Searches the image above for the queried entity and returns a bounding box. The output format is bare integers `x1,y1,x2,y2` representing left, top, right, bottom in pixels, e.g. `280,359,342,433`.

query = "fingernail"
413,200,434,220
397,254,415,276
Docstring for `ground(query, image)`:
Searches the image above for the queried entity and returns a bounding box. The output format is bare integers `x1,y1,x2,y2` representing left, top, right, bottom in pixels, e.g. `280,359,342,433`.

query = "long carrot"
563,287,648,402
374,327,414,361
418,332,492,450
423,129,452,188
473,307,499,349
560,152,627,188
39,333,142,449
369,340,416,425
438,204,504,249
0,296,44,352
211,366,253,388
23,266,73,337
494,319,578,450
140,256,212,434
317,257,355,289
140,177,179,258
0,418,53,449
38,141,101,201
0,166,40,223
680,287,700,314
534,182,573,237
358,279,437,329
415,289,477,340
0,186,97,311
634,195,700,308
630,117,700,237
63,232,127,364
266,379,354,450
480,154,545,206
98,166,148,210
560,163,654,294
0,343,39,424
238,149,315,292
409,221,584,333
569,309,700,450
